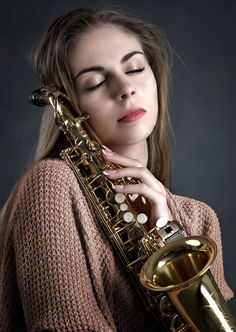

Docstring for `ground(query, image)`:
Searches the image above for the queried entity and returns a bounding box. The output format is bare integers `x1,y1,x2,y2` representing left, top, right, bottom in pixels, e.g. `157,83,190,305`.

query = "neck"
110,140,148,166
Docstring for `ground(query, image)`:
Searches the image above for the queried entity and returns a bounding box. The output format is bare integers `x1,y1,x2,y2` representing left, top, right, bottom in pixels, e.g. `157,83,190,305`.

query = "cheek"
78,95,95,115
148,74,158,96
78,100,105,131
149,80,158,109
140,71,157,96
78,96,106,131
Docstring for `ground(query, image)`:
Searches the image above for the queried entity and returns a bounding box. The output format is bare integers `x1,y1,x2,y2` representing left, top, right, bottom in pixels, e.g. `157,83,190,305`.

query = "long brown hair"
0,7,173,250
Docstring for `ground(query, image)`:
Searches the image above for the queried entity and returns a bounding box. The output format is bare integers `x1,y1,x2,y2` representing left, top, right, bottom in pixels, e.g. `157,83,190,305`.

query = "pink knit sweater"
0,158,233,331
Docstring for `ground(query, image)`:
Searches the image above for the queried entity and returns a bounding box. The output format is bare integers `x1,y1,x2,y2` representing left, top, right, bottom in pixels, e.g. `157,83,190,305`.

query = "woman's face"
69,24,158,149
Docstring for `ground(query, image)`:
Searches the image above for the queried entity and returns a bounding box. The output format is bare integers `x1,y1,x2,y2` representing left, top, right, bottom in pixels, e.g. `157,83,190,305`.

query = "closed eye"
126,67,145,74
85,67,145,92
86,80,106,91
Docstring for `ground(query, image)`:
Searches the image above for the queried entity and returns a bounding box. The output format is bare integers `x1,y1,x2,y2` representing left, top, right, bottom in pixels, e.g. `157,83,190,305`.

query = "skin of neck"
109,140,148,167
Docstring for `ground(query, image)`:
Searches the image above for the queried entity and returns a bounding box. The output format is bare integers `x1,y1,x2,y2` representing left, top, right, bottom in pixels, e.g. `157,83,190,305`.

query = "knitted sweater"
0,158,233,332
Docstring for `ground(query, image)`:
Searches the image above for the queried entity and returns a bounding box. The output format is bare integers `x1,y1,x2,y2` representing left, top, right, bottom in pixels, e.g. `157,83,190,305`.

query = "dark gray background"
1,0,236,316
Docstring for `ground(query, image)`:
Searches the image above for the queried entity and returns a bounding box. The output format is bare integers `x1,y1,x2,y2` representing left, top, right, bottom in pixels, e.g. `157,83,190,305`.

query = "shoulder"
15,158,82,203
169,191,217,219
12,158,83,223
20,158,77,188
166,190,219,235
11,158,93,244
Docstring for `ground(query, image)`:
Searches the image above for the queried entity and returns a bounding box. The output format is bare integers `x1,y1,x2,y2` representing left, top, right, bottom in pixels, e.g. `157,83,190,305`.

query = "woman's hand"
102,146,172,229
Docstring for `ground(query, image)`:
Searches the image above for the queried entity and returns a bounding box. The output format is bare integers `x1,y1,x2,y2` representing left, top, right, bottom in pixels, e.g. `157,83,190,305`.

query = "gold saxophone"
30,85,236,331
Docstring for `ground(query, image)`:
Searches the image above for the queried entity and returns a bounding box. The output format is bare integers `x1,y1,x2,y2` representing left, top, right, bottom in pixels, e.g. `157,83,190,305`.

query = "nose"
120,85,135,100
112,75,136,101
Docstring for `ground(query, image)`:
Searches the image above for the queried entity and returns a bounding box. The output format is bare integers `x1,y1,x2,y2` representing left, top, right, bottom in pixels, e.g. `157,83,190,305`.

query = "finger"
103,167,164,191
114,183,171,222
113,183,166,204
102,148,142,168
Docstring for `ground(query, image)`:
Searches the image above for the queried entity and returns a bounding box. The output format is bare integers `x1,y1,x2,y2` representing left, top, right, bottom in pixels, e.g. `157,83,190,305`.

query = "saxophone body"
30,86,236,331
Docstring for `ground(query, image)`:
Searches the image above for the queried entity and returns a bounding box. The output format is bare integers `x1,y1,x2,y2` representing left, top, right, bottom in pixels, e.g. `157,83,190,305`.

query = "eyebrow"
74,50,144,80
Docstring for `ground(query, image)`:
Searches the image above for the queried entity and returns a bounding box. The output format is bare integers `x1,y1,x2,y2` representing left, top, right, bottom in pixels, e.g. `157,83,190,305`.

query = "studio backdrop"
1,0,235,316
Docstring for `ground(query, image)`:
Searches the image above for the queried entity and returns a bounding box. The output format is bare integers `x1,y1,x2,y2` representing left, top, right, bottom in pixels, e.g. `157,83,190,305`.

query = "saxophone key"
128,227,144,242
123,211,134,223
114,192,126,204
137,213,148,224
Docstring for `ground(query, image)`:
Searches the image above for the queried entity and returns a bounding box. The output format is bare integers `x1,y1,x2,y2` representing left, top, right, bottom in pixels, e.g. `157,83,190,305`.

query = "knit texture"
0,158,233,332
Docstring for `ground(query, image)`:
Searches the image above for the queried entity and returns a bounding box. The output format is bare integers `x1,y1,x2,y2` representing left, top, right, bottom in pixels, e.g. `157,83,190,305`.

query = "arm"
201,203,234,301
13,159,116,332
167,192,234,302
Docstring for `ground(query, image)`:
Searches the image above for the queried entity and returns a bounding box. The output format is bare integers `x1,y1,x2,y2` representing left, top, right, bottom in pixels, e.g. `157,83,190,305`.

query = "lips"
118,108,146,123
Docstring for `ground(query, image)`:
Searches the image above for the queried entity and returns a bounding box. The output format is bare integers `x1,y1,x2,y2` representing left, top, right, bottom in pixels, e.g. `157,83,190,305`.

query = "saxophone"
30,85,236,331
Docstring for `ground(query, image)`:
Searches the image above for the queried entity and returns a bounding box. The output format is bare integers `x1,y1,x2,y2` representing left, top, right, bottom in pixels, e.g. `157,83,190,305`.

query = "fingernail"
103,170,116,176
114,185,124,191
102,148,113,156
102,145,112,152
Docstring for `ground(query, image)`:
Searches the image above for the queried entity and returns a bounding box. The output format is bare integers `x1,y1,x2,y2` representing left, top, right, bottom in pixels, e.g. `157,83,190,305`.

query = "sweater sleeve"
200,203,234,301
167,192,234,302
12,159,116,332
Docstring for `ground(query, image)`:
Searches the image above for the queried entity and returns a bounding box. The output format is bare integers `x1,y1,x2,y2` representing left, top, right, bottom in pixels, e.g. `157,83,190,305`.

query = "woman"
0,7,233,332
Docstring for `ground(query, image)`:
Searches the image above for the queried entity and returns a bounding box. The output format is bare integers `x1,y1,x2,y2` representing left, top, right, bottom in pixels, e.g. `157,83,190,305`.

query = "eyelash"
126,67,145,74
85,67,145,92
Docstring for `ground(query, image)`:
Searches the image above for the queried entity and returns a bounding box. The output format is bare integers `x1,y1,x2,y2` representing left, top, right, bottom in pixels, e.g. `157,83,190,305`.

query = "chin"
114,133,151,146
99,124,155,147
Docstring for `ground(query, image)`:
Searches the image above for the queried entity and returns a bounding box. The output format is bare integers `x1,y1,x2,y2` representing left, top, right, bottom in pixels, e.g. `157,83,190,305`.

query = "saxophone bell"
140,235,236,331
